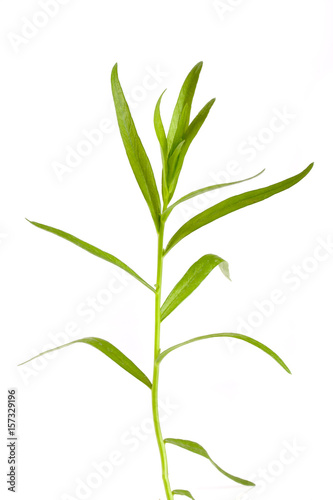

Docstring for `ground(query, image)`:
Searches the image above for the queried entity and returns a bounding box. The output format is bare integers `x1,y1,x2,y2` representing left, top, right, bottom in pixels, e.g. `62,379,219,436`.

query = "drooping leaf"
173,490,195,499
111,63,161,230
165,163,314,254
168,98,216,199
165,438,255,487
160,255,230,322
167,62,203,152
19,337,152,389
26,220,155,293
162,169,265,221
157,333,291,374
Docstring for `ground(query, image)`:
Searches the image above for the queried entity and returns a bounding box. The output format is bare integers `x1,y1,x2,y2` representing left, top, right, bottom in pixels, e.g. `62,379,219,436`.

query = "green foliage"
161,254,230,322
26,219,155,292
157,333,291,373
165,438,255,486
20,337,152,389
23,62,313,500
111,64,161,230
165,163,313,254
173,490,195,499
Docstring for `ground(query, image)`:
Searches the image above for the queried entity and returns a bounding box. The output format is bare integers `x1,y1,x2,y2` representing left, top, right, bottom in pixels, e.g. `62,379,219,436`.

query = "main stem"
152,219,173,500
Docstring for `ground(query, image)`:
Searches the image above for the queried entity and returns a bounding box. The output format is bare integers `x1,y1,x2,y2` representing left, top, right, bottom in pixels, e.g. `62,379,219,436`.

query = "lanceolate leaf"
154,90,168,162
160,255,230,322
165,163,314,254
173,490,195,499
26,220,155,293
111,64,161,230
157,333,291,374
19,337,152,389
154,90,169,205
165,438,255,487
168,98,216,199
167,62,203,151
162,169,265,220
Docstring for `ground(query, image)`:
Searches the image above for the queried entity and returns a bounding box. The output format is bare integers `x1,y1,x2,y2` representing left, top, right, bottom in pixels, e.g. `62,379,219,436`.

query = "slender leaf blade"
26,219,155,292
154,90,169,204
111,63,161,230
161,254,230,321
169,104,190,158
167,140,186,184
165,163,314,254
167,62,203,151
19,337,152,389
165,438,255,487
163,169,265,220
157,333,291,373
173,490,195,499
154,90,168,160
168,98,216,198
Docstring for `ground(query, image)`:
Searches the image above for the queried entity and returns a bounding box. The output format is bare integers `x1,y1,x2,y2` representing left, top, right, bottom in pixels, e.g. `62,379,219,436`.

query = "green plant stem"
152,219,173,500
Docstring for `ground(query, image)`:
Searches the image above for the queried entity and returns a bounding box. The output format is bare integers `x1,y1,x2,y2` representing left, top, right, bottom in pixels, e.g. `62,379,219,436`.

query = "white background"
1,1,333,499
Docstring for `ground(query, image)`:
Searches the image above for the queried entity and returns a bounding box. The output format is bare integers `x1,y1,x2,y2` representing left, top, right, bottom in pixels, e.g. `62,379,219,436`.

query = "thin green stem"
152,219,173,500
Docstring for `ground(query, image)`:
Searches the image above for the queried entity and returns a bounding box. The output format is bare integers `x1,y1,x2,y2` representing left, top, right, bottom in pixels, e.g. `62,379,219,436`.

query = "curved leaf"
161,254,230,322
165,438,255,487
162,169,265,220
173,490,195,499
111,64,161,230
167,62,203,151
157,333,291,373
19,337,152,389
165,163,314,254
26,219,155,293
168,98,216,199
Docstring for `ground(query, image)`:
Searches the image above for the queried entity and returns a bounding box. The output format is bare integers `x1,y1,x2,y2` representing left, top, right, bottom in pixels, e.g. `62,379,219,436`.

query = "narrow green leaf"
154,90,169,205
111,63,161,230
167,62,203,151
154,90,168,161
169,104,190,158
161,255,230,322
165,438,255,487
165,163,314,254
168,98,216,199
157,333,291,374
167,140,186,183
26,220,155,293
162,169,265,220
173,490,195,499
19,337,152,389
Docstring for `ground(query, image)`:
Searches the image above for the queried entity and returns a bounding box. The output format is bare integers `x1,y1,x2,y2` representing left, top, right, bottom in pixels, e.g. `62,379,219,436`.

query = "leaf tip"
219,260,231,281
